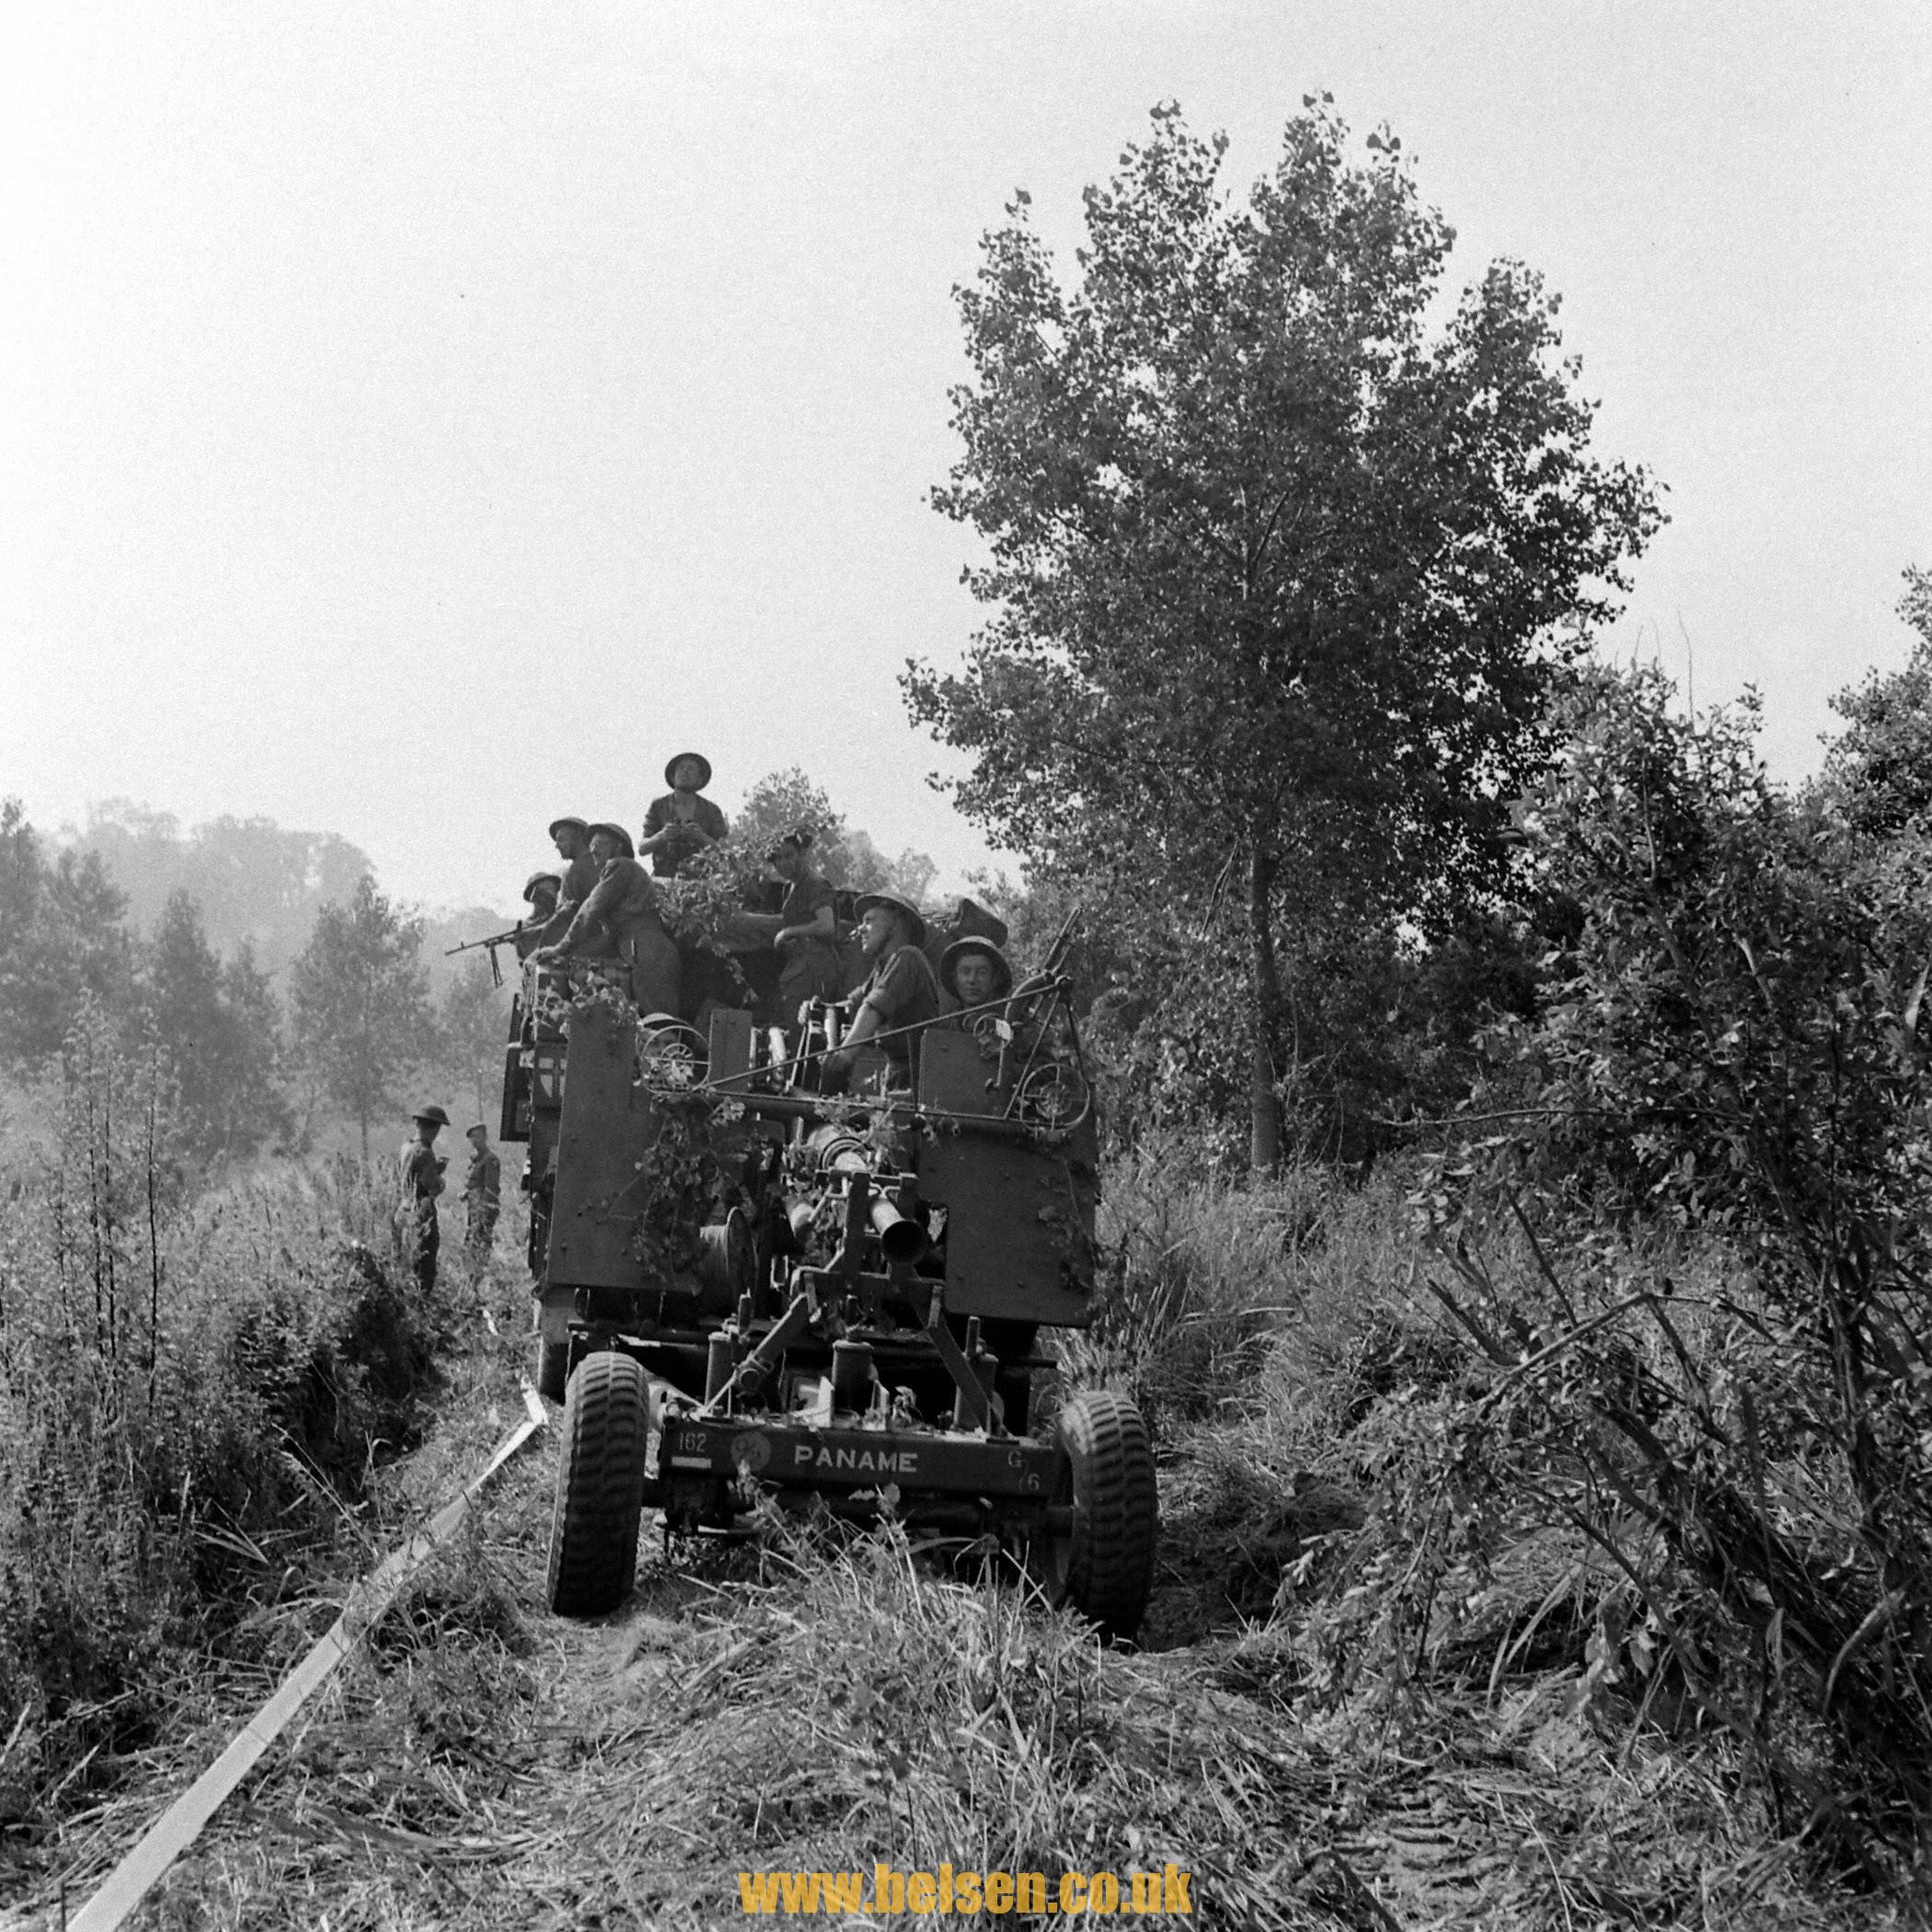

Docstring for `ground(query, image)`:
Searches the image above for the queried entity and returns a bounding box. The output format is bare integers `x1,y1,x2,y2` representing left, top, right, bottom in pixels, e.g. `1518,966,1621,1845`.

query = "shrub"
1317,668,1932,1886
0,1019,442,1828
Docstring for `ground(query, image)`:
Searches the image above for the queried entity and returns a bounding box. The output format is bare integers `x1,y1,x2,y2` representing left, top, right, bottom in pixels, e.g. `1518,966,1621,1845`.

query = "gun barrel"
869,1198,928,1266
445,926,523,957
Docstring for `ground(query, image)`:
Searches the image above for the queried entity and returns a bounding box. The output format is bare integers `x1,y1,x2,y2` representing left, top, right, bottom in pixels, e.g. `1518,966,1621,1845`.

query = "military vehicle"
497,949,1157,1641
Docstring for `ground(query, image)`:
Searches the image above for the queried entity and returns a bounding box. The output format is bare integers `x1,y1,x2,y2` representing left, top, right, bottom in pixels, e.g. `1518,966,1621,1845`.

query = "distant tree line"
0,802,485,1163
0,776,940,1167
73,800,378,981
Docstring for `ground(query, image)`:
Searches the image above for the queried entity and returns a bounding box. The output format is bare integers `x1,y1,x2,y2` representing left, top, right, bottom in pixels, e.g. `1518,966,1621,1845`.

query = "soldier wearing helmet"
822,891,940,1090
398,1104,449,1294
535,822,681,1017
534,818,600,948
462,1122,502,1255
938,936,1015,1026
640,753,728,879
515,870,563,961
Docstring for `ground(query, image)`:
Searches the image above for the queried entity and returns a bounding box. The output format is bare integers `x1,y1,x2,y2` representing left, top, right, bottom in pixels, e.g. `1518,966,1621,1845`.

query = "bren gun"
444,926,527,988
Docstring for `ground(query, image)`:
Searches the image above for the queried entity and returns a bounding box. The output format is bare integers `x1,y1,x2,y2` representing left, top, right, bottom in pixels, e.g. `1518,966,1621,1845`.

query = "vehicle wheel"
546,1351,652,1617
1029,1390,1157,1643
535,1337,569,1404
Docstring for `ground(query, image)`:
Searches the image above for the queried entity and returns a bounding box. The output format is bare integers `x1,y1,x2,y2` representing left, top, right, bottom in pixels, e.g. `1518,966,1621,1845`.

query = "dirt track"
8,1304,1855,1932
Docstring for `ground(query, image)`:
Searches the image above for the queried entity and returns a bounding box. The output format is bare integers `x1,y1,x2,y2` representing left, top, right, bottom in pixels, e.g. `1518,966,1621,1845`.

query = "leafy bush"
1305,666,1932,1884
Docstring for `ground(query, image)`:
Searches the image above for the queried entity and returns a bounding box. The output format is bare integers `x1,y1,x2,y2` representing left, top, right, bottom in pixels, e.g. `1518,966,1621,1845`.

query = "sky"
3,2,1928,918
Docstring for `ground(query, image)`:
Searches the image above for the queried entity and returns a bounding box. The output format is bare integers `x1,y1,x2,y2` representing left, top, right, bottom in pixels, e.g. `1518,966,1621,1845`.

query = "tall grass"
0,1016,445,1840
1083,1140,1927,1893
1066,1139,1442,1446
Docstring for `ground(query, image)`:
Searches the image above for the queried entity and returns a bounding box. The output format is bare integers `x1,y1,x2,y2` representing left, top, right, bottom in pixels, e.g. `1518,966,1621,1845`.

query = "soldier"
515,870,562,961
766,829,844,1026
640,753,728,878
922,894,1009,983
822,891,940,1091
535,822,682,1016
397,1104,449,1294
938,936,1015,1026
462,1122,501,1254
534,819,600,946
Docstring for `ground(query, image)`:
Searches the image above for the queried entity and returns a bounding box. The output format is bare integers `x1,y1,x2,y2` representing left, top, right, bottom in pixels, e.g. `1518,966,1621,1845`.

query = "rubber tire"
536,1337,570,1404
546,1351,652,1617
1038,1390,1158,1643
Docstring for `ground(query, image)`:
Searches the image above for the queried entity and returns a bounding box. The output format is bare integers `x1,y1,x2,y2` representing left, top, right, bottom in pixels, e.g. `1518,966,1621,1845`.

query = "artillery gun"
497,952,1158,1640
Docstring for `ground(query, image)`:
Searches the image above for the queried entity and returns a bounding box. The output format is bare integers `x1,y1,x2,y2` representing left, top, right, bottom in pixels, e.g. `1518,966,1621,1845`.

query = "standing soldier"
640,753,728,878
463,1121,501,1255
398,1105,449,1294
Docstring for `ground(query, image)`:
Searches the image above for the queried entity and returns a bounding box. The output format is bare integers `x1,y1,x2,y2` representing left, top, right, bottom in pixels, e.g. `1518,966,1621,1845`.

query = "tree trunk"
1248,841,1285,1173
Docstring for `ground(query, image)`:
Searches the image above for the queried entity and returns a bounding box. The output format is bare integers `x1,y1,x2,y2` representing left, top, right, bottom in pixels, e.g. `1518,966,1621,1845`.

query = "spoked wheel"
636,1015,706,1089
1016,1062,1092,1131
546,1351,653,1616
1027,1390,1158,1642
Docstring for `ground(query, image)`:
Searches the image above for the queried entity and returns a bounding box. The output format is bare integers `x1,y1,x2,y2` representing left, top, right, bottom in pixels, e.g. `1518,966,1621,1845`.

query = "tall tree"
145,891,227,1151
217,939,288,1153
144,891,288,1157
289,876,433,1160
0,799,135,1066
906,102,1659,1166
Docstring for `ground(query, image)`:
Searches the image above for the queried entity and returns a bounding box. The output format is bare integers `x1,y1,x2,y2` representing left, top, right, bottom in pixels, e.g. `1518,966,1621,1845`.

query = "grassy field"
0,1143,1897,1928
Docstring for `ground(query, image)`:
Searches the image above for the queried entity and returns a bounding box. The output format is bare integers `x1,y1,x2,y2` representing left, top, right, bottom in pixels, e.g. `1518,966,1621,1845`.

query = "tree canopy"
0,799,135,1068
289,876,433,1160
698,768,937,902
907,102,1660,1165
1819,566,1932,838
144,891,288,1158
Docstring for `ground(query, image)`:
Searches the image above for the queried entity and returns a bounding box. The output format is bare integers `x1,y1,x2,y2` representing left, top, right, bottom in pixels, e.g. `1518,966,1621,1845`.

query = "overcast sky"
3,3,1927,917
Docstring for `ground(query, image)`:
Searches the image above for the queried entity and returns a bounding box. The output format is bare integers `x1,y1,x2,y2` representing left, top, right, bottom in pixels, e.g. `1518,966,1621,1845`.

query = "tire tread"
1054,1389,1158,1641
546,1351,651,1616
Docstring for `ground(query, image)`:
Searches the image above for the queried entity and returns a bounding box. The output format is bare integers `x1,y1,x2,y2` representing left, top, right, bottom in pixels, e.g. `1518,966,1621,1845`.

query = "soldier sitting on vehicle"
922,895,1009,983
766,829,845,1030
535,822,682,1017
938,936,1015,1031
515,870,563,961
640,753,728,879
821,891,940,1092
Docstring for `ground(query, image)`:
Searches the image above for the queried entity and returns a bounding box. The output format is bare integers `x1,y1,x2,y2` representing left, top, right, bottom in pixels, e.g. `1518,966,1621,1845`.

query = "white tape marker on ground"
65,1381,548,1932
